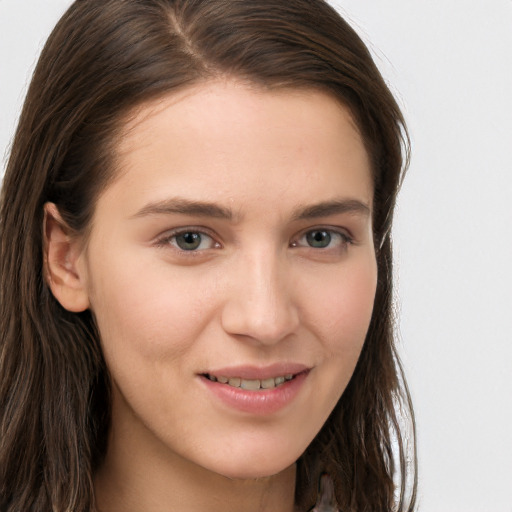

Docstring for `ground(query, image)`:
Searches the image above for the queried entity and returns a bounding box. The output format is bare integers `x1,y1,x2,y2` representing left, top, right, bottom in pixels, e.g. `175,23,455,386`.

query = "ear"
43,203,90,312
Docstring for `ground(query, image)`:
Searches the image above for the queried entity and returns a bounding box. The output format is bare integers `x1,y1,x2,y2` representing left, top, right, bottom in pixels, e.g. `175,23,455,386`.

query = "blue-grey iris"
306,230,331,248
176,232,202,250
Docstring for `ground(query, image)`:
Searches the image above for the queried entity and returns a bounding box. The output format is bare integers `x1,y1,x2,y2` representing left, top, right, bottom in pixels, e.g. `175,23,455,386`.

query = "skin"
46,80,377,512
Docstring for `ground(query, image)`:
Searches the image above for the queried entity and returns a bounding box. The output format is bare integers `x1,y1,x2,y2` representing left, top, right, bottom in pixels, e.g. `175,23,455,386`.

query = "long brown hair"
0,1,416,510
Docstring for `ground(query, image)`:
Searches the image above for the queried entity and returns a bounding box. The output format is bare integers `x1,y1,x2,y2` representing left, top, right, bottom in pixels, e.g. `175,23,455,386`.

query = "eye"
157,230,220,251
306,230,333,248
175,232,206,251
292,228,353,250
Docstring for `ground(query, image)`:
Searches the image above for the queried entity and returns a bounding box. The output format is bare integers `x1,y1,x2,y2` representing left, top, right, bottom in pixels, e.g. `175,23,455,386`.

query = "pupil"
177,232,201,250
307,230,331,248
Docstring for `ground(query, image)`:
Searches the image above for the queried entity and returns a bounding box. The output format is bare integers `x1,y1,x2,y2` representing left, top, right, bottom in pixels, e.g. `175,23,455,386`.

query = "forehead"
118,80,366,157
103,79,372,217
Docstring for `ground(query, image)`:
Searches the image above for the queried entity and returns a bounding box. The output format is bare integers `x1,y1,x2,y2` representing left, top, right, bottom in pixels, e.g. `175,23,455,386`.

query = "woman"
0,1,416,511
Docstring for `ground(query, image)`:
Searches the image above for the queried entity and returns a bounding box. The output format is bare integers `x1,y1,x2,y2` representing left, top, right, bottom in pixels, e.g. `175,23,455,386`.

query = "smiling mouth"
203,373,297,390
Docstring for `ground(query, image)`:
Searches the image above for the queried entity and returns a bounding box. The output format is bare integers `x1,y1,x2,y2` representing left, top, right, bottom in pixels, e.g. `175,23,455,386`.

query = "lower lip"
200,371,309,415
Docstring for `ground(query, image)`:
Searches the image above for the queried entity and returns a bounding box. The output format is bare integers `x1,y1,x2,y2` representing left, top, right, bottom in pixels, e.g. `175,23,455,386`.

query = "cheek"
86,252,215,363
285,255,377,446
299,253,377,411
303,256,378,355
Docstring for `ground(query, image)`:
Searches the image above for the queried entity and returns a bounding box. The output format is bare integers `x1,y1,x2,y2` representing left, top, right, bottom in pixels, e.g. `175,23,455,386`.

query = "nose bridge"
221,243,299,344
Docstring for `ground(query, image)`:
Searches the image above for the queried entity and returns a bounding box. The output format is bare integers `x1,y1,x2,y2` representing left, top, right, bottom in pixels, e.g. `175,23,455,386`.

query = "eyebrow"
131,198,234,220
131,197,370,222
292,199,371,221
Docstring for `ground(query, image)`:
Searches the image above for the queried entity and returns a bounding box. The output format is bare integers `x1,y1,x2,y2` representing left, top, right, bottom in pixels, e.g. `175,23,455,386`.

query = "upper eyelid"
154,226,219,242
294,225,354,241
152,224,354,247
152,229,221,254
298,231,352,244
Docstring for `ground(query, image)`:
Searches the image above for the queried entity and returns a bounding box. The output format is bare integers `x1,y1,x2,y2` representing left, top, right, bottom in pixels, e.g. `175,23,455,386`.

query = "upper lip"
202,363,311,380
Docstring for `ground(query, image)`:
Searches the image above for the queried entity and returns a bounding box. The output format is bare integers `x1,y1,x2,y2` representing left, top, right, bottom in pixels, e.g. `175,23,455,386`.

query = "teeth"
207,374,294,390
228,377,241,387
261,378,276,389
240,379,261,391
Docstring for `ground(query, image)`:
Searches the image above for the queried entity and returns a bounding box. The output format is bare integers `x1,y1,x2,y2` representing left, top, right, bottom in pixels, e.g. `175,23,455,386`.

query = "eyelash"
291,229,354,251
155,228,220,252
154,227,354,253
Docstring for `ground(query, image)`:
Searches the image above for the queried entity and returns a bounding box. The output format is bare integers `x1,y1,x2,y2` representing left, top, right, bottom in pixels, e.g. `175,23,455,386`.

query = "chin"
218,466,293,481
205,454,298,481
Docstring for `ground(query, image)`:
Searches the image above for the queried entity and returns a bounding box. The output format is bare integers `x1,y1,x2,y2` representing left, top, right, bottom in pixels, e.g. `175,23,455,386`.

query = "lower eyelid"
154,228,353,251
293,229,353,248
155,229,219,250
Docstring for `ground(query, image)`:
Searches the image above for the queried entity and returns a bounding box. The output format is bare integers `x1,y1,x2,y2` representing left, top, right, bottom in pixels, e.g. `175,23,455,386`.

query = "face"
78,80,377,480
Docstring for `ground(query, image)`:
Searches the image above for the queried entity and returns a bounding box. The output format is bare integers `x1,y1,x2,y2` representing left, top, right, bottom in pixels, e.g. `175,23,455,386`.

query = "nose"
220,248,300,345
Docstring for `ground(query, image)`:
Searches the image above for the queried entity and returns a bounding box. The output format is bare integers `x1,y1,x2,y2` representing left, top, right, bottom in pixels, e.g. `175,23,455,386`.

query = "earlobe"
43,203,90,312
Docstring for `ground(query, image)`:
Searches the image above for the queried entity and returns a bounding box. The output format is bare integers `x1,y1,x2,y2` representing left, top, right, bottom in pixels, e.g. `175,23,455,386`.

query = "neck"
94,452,297,512
93,401,297,512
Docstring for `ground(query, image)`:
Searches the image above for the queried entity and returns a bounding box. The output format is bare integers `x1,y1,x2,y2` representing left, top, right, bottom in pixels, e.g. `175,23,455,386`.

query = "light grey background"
1,1,511,511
